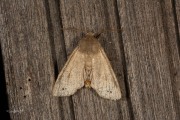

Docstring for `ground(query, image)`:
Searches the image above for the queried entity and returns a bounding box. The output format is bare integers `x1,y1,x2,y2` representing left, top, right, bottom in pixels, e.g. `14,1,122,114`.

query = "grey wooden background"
0,0,180,120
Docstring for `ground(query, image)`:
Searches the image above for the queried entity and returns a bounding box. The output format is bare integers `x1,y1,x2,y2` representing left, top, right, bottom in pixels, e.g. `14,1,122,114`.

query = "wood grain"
0,0,60,119
175,0,180,36
57,0,130,120
117,0,180,119
175,0,180,99
0,0,179,120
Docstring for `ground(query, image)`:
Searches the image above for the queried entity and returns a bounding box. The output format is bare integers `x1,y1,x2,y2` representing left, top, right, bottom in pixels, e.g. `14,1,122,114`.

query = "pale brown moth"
53,32,121,100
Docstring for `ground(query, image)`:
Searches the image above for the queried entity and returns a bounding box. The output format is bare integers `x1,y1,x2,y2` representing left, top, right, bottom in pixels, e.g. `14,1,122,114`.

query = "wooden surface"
0,0,179,120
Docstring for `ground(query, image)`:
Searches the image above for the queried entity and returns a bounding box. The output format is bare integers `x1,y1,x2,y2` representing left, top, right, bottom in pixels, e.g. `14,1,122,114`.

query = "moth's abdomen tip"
84,80,91,88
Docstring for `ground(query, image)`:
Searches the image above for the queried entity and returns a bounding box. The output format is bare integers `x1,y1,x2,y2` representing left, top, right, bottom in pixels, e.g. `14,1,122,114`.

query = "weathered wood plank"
1,0,179,120
175,0,180,100
160,0,180,117
175,0,180,36
46,0,75,119
117,0,180,120
56,0,131,120
0,0,60,119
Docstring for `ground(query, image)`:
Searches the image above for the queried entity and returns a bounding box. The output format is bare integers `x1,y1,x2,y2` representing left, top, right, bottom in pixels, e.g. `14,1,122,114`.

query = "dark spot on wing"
62,88,66,90
107,90,112,93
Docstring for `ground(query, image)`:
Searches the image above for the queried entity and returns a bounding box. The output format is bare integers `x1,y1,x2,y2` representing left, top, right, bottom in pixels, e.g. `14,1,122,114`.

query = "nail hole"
20,87,22,89
28,78,31,81
23,95,26,98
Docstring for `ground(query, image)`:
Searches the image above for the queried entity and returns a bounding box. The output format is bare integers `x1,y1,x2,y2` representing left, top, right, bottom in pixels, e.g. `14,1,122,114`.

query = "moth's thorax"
80,33,100,88
78,34,101,55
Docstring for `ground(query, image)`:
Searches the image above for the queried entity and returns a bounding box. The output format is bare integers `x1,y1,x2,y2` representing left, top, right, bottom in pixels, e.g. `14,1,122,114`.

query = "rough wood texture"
0,0,179,120
118,0,180,119
0,0,60,120
176,0,180,35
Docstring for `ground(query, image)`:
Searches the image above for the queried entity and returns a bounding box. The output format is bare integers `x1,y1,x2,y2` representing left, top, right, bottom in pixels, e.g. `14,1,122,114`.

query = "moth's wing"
53,47,85,96
91,48,121,100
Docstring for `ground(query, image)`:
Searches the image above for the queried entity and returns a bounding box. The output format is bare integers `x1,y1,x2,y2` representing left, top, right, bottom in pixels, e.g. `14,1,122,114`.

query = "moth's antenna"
60,27,85,33
93,33,101,38
99,28,121,33
60,27,121,35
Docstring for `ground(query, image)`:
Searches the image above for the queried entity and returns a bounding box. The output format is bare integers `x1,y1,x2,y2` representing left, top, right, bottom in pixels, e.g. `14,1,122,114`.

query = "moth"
53,32,121,100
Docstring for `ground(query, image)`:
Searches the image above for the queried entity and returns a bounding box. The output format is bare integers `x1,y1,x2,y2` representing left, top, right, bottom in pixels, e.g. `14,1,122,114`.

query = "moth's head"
85,32,101,39
78,32,102,54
